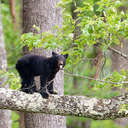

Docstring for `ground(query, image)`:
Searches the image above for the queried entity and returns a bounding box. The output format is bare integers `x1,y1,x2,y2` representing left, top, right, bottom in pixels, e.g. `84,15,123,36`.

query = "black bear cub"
16,52,68,99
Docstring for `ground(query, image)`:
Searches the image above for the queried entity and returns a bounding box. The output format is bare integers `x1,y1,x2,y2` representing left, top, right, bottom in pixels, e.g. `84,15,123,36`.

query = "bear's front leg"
40,76,49,99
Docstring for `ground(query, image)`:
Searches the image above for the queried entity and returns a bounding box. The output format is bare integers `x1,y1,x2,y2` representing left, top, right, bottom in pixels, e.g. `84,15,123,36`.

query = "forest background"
1,0,128,128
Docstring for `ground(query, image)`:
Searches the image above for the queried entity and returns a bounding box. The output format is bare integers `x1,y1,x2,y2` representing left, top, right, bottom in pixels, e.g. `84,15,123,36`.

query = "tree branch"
0,88,128,120
64,72,128,85
108,46,128,60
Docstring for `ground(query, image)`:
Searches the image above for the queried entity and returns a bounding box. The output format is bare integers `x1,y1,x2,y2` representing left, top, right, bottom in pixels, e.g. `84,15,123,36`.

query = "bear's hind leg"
20,79,29,93
29,76,37,94
20,76,36,94
47,81,57,95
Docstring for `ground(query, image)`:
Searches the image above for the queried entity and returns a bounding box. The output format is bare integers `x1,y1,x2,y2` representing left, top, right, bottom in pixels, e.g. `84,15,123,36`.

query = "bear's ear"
64,54,69,59
52,51,58,56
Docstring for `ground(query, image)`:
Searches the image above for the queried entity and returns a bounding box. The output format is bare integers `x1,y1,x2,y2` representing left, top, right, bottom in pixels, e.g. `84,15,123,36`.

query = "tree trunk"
0,7,11,128
22,0,66,128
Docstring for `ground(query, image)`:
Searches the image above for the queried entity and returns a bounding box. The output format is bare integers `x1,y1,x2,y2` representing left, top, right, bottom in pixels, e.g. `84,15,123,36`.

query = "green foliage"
21,32,41,50
91,120,120,128
0,70,21,89
95,70,128,88
11,111,19,128
75,0,128,47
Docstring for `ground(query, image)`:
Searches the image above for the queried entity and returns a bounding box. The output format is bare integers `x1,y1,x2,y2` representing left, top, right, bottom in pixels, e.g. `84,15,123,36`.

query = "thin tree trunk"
8,0,18,29
94,46,103,79
0,7,11,128
22,0,66,128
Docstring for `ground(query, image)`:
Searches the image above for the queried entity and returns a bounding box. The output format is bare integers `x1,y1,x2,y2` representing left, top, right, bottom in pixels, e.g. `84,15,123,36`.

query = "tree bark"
22,0,66,128
0,8,12,128
1,88,128,120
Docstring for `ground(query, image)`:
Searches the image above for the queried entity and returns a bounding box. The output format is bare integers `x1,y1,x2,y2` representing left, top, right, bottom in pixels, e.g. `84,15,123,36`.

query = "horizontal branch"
0,88,128,120
64,72,128,85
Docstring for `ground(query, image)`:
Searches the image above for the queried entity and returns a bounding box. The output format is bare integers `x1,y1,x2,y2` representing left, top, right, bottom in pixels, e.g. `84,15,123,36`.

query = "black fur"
16,52,68,99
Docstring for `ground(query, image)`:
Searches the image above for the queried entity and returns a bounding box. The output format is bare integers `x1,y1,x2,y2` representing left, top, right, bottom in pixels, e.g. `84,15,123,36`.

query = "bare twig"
64,71,128,85
108,46,128,60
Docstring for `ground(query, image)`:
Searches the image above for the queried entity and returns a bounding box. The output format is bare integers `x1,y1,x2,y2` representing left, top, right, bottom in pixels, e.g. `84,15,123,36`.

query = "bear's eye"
58,60,63,65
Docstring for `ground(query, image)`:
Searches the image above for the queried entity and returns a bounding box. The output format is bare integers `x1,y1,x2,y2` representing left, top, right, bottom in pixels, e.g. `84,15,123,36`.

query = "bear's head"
52,51,68,70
